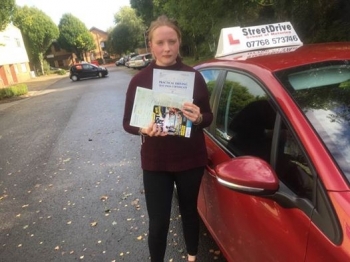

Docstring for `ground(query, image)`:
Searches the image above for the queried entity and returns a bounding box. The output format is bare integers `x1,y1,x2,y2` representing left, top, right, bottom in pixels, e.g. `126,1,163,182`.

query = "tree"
130,0,154,26
110,7,145,54
12,5,59,75
151,0,259,59
0,0,15,31
107,23,132,55
128,0,350,59
272,0,350,43
57,13,95,62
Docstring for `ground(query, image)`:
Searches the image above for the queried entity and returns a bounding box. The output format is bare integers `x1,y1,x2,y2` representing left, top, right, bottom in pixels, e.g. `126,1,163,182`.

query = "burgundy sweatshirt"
123,58,213,172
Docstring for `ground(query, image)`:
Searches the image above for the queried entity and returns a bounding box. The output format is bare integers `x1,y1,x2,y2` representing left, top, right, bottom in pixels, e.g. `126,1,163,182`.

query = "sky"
15,0,130,32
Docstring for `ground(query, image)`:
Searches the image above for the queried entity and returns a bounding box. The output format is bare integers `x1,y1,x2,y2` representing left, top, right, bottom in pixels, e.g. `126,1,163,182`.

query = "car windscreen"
275,61,350,182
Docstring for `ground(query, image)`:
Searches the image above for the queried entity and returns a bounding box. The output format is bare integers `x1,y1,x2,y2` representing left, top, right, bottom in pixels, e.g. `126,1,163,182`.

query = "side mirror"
215,156,279,195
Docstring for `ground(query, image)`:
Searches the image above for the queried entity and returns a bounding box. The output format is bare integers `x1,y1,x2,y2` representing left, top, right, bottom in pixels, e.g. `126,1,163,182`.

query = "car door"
81,64,92,78
83,64,99,78
198,69,319,261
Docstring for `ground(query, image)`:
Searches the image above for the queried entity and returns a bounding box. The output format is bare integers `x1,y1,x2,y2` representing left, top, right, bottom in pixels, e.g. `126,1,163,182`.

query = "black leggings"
143,167,204,262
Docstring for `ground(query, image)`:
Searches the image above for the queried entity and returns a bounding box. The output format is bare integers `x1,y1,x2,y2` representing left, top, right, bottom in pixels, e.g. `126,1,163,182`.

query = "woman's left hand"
182,102,202,124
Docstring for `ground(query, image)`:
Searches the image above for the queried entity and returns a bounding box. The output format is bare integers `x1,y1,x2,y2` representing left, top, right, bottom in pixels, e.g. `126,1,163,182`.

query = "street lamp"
143,30,148,53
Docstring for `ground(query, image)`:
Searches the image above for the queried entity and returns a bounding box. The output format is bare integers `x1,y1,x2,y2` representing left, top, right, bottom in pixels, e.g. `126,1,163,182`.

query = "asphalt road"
0,65,227,262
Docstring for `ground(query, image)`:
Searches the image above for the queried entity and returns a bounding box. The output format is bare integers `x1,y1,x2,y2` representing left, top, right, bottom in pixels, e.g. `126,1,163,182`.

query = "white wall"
0,24,30,65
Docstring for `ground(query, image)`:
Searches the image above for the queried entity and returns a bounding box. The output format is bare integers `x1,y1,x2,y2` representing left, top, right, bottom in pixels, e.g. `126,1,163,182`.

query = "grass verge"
0,84,28,100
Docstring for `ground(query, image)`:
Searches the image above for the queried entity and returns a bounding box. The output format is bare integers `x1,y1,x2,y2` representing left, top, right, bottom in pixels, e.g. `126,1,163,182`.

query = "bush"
43,60,51,75
0,84,28,100
104,58,115,64
56,69,66,75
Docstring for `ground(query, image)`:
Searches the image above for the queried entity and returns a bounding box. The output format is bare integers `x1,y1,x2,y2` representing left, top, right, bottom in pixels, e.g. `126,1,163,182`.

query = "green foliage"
108,23,133,55
148,0,350,58
130,0,154,26
42,59,51,75
41,60,66,75
56,69,66,75
12,6,59,75
219,81,256,119
109,7,145,55
58,13,96,61
206,81,216,98
151,0,259,59
0,84,28,100
0,0,15,31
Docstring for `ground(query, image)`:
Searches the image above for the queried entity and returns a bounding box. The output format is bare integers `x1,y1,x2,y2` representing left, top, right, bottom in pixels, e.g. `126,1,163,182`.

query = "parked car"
115,57,126,66
69,63,108,81
123,53,138,68
195,22,350,262
128,53,153,69
125,55,139,68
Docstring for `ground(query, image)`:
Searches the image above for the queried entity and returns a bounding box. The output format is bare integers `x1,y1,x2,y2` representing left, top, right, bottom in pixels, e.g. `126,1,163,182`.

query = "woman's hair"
147,15,182,44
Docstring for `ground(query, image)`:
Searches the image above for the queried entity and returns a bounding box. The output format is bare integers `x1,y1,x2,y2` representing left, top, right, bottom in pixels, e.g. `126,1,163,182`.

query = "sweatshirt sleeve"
122,77,141,136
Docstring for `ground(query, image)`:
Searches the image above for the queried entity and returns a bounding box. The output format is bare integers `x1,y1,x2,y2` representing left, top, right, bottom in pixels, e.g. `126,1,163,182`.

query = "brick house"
45,27,110,68
89,27,109,61
0,24,31,88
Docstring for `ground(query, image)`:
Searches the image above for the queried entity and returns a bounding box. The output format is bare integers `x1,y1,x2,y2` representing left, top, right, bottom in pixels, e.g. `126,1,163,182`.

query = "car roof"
196,42,350,72
73,62,96,66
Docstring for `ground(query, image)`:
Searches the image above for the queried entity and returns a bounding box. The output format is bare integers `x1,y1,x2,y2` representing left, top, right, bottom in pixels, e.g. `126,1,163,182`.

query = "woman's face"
149,26,180,67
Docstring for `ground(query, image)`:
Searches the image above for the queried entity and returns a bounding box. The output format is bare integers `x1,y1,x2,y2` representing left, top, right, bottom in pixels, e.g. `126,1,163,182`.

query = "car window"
199,69,221,99
216,71,314,201
276,122,313,200
82,64,93,70
216,72,271,159
275,61,350,182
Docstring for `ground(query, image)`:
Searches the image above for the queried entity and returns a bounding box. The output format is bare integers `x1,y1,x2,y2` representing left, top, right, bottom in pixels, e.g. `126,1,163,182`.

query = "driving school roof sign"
215,22,303,58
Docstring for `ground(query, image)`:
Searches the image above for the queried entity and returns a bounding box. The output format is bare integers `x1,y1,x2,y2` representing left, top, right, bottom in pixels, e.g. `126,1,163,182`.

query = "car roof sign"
215,22,303,58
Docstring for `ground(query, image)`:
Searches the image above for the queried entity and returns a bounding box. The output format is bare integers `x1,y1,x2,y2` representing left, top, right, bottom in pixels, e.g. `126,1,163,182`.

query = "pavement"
0,63,116,105
0,74,68,112
23,73,67,92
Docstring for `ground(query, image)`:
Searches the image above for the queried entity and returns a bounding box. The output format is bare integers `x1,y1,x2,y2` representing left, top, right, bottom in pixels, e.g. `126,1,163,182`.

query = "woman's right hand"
140,121,168,137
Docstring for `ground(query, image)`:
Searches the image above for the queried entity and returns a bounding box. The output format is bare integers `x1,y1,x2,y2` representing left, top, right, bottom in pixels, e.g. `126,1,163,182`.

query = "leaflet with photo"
153,105,192,138
130,87,191,128
130,69,195,137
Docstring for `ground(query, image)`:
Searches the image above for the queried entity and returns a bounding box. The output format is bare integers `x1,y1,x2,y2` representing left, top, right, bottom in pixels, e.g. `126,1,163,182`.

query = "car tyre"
98,72,103,78
71,75,79,81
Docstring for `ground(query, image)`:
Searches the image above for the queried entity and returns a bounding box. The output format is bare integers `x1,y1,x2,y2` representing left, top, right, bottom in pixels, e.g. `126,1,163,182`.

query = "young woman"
123,15,213,262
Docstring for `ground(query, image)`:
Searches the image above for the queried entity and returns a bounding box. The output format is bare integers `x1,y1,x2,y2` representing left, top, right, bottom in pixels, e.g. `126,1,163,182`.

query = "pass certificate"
152,69,195,99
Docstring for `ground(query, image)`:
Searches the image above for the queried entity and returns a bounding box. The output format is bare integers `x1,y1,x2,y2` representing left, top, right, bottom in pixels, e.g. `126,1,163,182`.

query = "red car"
195,22,350,261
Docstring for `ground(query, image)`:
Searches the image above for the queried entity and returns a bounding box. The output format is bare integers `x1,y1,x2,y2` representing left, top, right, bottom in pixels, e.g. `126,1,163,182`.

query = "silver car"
128,53,153,69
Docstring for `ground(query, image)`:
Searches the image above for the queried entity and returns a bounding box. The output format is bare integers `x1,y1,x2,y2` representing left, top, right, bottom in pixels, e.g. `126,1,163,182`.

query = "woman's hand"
140,121,168,137
182,102,202,125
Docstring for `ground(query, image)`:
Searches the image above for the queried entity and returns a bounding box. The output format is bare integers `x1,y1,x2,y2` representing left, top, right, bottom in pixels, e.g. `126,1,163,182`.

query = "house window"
15,38,21,47
20,63,27,73
2,35,10,44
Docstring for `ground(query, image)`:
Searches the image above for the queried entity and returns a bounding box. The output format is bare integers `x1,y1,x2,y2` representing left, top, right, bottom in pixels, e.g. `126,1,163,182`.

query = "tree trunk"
38,53,44,75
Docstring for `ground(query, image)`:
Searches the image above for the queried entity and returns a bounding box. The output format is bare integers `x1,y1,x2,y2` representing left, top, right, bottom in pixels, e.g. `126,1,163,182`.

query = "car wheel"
98,72,103,78
71,75,79,81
